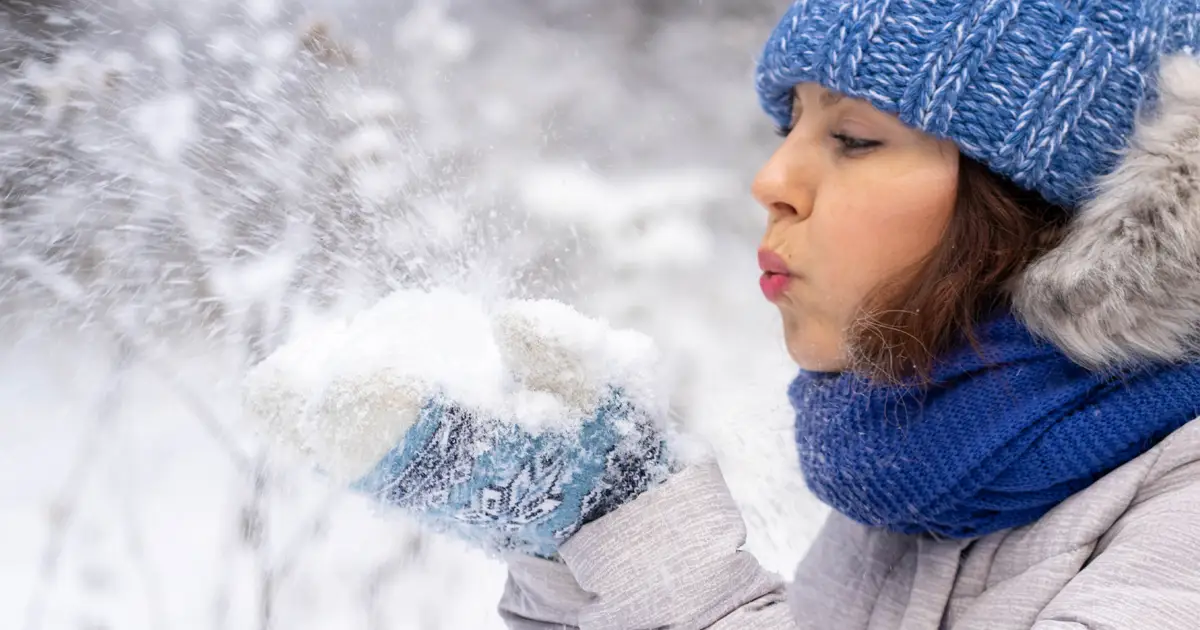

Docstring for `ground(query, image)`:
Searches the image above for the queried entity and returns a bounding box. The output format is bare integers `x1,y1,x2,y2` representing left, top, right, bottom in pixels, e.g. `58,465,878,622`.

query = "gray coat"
498,416,1200,629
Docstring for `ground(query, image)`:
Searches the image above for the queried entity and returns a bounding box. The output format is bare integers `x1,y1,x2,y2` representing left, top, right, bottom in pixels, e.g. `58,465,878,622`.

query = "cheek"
813,170,957,317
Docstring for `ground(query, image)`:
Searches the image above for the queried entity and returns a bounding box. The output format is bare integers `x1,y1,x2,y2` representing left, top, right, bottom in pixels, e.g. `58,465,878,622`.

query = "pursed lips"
758,249,795,301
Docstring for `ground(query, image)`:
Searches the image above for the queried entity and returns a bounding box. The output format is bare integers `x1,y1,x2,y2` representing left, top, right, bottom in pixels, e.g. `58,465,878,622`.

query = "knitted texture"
757,0,1200,207
789,312,1200,538
353,388,674,559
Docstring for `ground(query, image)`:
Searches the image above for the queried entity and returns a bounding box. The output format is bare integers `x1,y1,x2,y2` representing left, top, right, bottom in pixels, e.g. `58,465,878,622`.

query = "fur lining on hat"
1014,54,1200,370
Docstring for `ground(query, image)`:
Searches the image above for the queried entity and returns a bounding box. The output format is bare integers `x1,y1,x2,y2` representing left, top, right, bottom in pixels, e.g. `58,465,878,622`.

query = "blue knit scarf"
789,312,1200,538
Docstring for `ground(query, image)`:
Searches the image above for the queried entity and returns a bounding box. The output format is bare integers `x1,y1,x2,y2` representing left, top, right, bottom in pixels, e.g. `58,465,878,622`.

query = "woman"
495,0,1200,626
247,0,1200,627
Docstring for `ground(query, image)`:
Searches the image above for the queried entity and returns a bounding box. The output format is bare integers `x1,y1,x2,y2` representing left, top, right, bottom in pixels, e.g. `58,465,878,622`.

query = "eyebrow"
820,91,844,107
790,88,846,123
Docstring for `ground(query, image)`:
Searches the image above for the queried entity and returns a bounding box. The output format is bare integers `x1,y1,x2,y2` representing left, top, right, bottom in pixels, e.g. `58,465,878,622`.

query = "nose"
752,143,815,224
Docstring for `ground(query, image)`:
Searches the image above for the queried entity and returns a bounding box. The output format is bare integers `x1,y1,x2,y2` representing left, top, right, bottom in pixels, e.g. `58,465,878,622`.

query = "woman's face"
753,83,960,371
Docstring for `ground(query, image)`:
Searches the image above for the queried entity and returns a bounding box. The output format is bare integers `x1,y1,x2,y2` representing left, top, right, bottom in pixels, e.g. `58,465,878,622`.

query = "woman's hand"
242,291,678,558
352,384,673,558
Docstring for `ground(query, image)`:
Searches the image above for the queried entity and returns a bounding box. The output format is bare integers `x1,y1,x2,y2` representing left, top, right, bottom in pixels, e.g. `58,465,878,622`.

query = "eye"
832,132,881,153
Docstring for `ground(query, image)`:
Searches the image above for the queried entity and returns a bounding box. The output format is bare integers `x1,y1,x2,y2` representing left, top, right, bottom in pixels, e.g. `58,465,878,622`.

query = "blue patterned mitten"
353,388,673,558
242,290,678,558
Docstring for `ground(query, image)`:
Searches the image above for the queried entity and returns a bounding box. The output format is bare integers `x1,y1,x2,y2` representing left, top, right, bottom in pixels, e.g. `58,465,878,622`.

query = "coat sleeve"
496,461,799,629
544,461,798,629
498,554,591,629
1032,454,1200,629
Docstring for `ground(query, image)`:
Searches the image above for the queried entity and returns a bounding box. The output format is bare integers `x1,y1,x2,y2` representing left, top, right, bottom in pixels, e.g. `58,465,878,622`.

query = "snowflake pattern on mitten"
352,388,675,558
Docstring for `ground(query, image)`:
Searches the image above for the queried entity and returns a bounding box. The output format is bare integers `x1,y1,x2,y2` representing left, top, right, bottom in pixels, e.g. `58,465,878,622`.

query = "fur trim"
1014,54,1200,369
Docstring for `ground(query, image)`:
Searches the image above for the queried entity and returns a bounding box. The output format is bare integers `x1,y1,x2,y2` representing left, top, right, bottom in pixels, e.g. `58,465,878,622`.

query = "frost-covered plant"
1,2,813,629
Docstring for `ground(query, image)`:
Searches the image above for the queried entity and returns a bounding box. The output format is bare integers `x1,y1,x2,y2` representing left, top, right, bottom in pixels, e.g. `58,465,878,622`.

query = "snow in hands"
241,289,677,556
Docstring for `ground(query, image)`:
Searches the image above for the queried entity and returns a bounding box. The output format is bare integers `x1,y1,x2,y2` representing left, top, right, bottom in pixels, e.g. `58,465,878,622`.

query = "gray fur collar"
1013,54,1200,370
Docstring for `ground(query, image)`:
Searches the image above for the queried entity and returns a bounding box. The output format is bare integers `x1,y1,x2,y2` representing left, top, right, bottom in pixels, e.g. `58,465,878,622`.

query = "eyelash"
832,133,881,152
774,126,882,153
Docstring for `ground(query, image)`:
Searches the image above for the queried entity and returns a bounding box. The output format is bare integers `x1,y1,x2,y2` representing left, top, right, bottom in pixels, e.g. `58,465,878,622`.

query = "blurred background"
0,0,829,628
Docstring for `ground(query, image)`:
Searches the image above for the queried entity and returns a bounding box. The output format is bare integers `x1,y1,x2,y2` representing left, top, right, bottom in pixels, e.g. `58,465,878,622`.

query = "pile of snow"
242,288,668,484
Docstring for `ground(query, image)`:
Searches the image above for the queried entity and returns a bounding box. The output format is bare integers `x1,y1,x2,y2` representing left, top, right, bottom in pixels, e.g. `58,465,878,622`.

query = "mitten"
242,290,678,558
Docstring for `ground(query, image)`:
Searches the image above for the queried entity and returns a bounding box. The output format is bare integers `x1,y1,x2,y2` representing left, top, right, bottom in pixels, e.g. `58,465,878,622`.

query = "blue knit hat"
756,0,1200,207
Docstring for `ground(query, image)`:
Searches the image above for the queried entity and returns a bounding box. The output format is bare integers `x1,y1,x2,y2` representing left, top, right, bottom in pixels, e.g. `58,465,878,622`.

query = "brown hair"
847,157,1069,384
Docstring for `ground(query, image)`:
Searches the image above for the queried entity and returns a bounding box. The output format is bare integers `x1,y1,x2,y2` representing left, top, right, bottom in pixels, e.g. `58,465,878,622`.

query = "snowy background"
0,0,829,628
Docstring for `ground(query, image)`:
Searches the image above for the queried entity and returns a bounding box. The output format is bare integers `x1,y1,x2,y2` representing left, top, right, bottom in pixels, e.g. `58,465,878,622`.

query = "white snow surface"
0,1,830,629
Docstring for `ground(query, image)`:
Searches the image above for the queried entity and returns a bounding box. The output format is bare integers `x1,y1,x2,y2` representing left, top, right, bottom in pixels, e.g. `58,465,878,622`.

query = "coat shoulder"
996,415,1200,566
1141,414,1200,485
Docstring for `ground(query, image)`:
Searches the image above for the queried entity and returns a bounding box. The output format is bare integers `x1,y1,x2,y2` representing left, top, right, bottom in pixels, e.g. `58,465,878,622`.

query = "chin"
781,315,848,371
